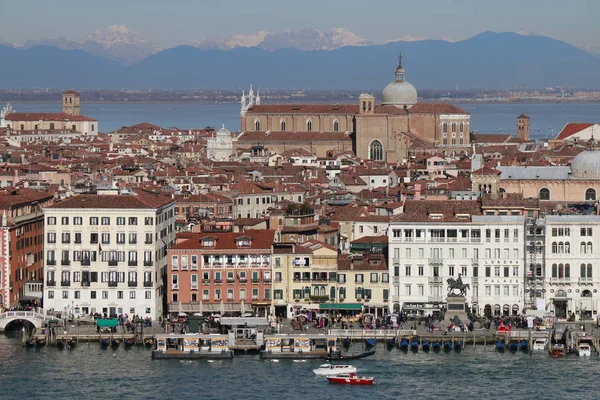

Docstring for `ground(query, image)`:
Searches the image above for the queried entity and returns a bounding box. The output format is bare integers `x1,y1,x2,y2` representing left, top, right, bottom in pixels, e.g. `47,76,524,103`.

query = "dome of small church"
382,55,417,107
571,138,600,179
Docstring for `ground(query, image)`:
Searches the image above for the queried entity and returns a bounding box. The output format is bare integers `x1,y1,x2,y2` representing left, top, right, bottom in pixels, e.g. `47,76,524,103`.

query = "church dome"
571,142,600,179
382,55,417,107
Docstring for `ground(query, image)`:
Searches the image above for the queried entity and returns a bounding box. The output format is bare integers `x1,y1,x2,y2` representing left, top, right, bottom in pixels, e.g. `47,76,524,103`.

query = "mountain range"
1,30,599,90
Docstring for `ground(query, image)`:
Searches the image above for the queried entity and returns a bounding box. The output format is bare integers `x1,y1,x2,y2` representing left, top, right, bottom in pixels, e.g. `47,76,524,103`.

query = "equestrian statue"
446,273,470,297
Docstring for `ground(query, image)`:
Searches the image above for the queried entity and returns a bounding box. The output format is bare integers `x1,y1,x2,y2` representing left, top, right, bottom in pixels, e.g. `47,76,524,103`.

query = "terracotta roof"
46,191,174,210
171,230,275,251
471,166,501,176
5,112,96,122
245,104,358,114
471,133,515,144
350,236,388,244
556,123,595,140
337,254,388,271
0,188,54,209
62,90,80,95
391,200,482,223
238,131,352,142
481,193,539,209
408,103,470,115
234,218,266,226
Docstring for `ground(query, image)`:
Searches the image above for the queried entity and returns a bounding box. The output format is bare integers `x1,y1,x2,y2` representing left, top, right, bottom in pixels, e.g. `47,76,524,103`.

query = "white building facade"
389,214,526,318
43,192,176,320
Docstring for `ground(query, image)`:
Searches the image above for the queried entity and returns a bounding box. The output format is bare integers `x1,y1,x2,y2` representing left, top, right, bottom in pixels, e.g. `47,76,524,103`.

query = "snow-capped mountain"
193,27,372,51
83,25,163,65
18,25,162,65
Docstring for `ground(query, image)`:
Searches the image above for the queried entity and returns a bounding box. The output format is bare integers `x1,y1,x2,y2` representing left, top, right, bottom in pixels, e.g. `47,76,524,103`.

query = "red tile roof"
238,131,352,142
46,191,174,210
171,230,275,251
245,104,358,114
408,103,470,115
5,112,96,122
556,123,595,140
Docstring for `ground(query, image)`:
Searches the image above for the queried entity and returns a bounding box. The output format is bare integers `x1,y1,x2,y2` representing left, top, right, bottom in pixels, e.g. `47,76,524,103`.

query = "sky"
0,0,598,50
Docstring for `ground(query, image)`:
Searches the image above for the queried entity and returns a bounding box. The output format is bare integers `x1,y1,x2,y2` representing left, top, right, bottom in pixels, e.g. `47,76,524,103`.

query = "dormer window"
429,214,442,220
237,236,252,247
456,214,470,220
203,238,215,247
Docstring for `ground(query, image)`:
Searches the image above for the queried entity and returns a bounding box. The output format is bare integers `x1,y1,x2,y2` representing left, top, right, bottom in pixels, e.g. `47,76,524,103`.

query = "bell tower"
359,94,375,115
517,114,530,141
62,90,81,115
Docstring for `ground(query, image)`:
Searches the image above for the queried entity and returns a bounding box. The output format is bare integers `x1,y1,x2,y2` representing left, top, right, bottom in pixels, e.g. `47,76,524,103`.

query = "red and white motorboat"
326,373,374,385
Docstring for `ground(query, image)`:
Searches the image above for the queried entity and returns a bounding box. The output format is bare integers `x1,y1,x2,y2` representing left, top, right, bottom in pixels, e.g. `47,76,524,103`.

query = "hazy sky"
0,0,597,48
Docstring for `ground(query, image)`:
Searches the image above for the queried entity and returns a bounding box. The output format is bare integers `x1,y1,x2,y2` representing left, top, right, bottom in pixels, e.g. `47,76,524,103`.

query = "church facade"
239,57,471,163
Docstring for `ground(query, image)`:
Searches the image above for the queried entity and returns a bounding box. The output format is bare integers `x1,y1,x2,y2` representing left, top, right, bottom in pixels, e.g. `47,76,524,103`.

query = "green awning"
319,303,363,311
96,318,119,328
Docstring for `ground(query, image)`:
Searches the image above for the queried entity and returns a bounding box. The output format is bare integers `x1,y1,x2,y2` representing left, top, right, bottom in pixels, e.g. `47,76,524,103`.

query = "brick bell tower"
62,90,81,116
517,114,530,141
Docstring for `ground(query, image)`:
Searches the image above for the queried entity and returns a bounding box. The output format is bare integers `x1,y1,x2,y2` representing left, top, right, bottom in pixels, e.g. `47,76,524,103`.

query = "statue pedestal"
445,296,468,323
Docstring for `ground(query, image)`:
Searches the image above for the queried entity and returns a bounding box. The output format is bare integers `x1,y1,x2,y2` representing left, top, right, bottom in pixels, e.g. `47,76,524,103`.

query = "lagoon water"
1,333,599,400
6,101,600,138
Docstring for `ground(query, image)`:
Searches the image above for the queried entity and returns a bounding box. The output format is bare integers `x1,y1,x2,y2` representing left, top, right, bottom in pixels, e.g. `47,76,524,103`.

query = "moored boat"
111,339,121,348
398,338,408,351
422,340,431,352
578,343,591,357
550,344,565,358
532,338,548,351
343,337,351,348
67,338,77,349
124,338,136,348
410,340,419,352
443,340,453,352
144,337,154,348
496,340,505,352
508,340,519,352
313,364,357,376
100,339,110,349
321,350,376,360
56,339,66,349
431,340,441,352
454,340,463,351
365,338,376,347
326,373,374,385
24,339,35,348
519,340,528,352
36,337,47,347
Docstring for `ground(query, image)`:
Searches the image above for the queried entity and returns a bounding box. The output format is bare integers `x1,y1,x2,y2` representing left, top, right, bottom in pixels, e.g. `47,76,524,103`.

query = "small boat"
410,340,419,352
443,340,453,352
508,340,519,352
532,338,548,351
24,339,35,348
551,344,565,358
111,339,121,348
343,337,351,349
67,338,77,349
387,339,396,350
124,338,136,347
313,363,357,376
144,337,154,348
365,338,376,347
496,340,505,352
321,350,376,360
100,339,110,349
56,339,65,349
578,343,591,357
398,338,409,351
36,337,47,347
454,340,463,351
519,340,528,352
422,340,431,352
432,341,441,352
327,373,374,385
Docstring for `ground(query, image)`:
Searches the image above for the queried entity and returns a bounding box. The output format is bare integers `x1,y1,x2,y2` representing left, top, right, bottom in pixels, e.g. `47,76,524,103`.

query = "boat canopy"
319,303,362,311
96,318,119,328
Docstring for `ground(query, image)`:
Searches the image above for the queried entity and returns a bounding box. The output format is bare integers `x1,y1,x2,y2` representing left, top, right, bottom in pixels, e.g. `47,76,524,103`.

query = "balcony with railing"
128,261,138,267
172,283,179,290
471,258,479,265
128,281,138,288
226,278,235,284
549,277,573,285
46,280,56,287
392,258,400,266
81,281,90,287
81,259,91,266
214,279,222,284
239,278,248,284
144,281,153,287
428,295,443,303
579,277,593,285
108,260,118,267
61,259,70,266
191,283,198,290
47,260,56,266
60,281,70,287
108,281,118,287
428,258,442,265
428,276,443,284
144,260,153,267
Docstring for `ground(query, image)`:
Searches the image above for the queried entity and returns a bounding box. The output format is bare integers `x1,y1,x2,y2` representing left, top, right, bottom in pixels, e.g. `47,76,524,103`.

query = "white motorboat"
313,364,357,376
532,338,548,351
578,343,592,357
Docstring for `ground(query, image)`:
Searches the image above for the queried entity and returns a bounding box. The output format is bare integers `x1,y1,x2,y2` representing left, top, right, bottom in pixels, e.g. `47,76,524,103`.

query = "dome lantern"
382,53,417,107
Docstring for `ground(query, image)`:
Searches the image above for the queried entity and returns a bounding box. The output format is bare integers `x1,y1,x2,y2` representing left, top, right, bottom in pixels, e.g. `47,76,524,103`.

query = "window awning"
96,318,119,328
319,303,362,311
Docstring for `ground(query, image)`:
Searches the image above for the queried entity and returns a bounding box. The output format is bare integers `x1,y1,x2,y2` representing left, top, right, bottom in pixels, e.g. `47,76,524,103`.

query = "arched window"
588,263,593,278
443,132,447,145
587,241,593,254
369,140,384,161
552,263,557,278
539,188,550,200
280,119,286,131
452,122,457,133
558,242,564,253
565,241,570,254
306,119,312,132
460,122,464,133
452,132,456,145
254,119,260,131
581,241,587,254
459,132,464,145
330,286,336,300
558,263,564,278
313,286,319,296
582,290,592,298
304,286,310,298
368,102,372,111
442,122,448,134
552,242,558,254
565,263,571,277
339,287,346,299
362,101,366,112
556,290,567,297
333,119,339,132
499,188,506,193
586,188,596,201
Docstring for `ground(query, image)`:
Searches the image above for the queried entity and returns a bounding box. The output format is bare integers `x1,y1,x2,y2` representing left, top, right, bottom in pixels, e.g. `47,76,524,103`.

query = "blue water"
5,101,600,138
1,334,599,399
